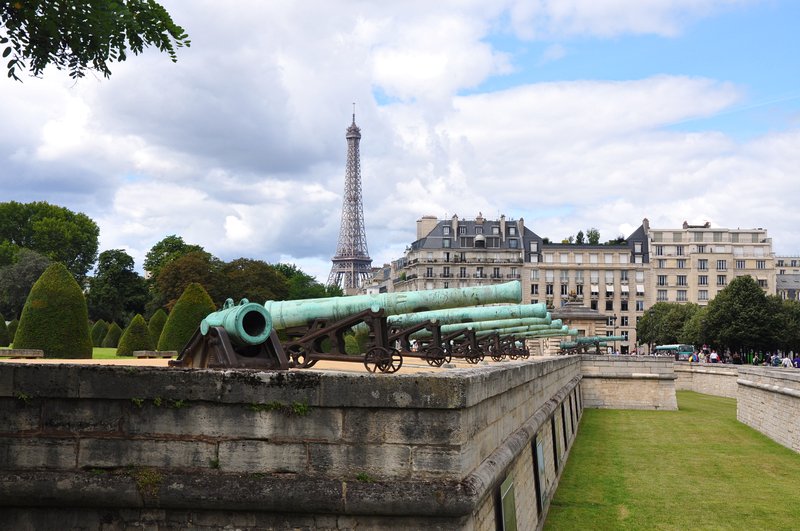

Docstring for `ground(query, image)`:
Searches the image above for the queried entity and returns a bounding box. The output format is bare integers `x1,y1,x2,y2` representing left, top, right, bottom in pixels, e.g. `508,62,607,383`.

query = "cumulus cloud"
0,0,795,285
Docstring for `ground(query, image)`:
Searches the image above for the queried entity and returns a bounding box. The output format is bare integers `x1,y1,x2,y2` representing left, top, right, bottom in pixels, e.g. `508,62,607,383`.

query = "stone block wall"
674,363,739,398
0,358,584,530
579,355,678,410
737,367,800,453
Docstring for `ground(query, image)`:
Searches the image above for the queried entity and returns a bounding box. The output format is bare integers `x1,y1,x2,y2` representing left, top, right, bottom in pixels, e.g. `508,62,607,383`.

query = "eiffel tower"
327,108,373,294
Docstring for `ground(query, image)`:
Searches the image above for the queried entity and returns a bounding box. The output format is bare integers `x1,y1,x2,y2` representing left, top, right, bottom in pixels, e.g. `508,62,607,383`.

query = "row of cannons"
558,335,627,355
170,281,581,373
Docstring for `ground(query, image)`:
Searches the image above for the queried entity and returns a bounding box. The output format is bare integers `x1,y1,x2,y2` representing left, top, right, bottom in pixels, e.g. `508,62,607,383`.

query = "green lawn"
545,391,800,530
92,347,122,359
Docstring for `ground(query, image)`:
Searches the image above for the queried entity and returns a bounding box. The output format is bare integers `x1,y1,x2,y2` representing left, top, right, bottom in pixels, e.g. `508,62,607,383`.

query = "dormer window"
459,226,467,235
442,226,451,235
475,226,483,235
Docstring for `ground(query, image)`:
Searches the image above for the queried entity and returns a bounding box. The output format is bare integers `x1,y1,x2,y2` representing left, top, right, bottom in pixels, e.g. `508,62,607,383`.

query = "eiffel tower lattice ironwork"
327,109,372,293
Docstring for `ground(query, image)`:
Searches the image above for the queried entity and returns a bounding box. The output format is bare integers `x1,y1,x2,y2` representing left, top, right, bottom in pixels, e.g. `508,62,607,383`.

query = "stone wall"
0,357,584,530
579,355,678,410
674,363,739,398
736,367,800,453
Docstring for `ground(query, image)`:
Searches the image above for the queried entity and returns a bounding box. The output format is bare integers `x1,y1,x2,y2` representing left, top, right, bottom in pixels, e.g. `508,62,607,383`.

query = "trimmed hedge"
90,319,109,347
157,282,216,352
0,314,9,347
101,322,123,348
7,318,18,345
148,308,168,349
116,314,153,356
14,262,92,358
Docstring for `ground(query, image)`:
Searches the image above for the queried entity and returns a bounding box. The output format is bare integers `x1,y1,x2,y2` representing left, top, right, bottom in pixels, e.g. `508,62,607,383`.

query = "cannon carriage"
171,281,522,372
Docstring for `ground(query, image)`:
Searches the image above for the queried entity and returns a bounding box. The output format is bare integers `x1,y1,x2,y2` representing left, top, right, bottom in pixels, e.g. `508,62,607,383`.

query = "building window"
591,300,598,310
657,289,668,301
492,226,500,235
604,254,613,264
576,270,584,283
561,284,569,296
635,255,643,264
677,290,687,302
509,239,518,248
560,270,569,283
426,267,433,278
735,259,745,269
657,259,666,269
508,226,517,236
605,300,614,311
713,232,722,242
655,245,664,256
717,275,727,286
676,245,684,256
620,270,629,281
634,242,642,253
698,290,708,301
530,269,539,281
442,226,450,235
546,284,554,295
698,275,708,286
621,300,628,311
475,226,483,235
575,253,583,264
460,267,467,278
677,275,687,286
636,300,644,311
546,270,555,282
590,271,599,283
497,475,518,531
530,241,538,252
531,284,539,295
458,226,467,235
560,253,569,264
443,281,449,288
621,316,629,327
697,244,706,253
477,267,484,278
756,260,766,269
657,275,667,286
443,266,451,277
443,238,451,248
544,253,554,263
758,279,768,288
493,267,501,278
716,260,727,271
677,259,686,269
636,284,644,296
590,254,598,264
576,284,584,296
620,254,629,264
698,259,708,271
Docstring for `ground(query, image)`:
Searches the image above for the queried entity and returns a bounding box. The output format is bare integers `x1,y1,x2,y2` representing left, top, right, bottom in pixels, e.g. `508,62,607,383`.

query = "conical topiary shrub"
7,318,18,346
157,282,216,352
90,319,109,347
116,314,153,356
101,322,123,348
14,263,92,359
148,308,168,349
0,313,10,347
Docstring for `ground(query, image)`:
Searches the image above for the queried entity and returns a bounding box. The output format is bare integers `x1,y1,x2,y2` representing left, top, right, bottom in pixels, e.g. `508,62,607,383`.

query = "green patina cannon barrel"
410,316,557,339
264,280,522,330
559,335,625,348
475,323,570,338
386,302,548,329
200,298,272,347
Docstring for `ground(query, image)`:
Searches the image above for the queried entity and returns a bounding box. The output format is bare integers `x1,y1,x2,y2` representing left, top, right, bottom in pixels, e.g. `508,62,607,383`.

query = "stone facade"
737,367,800,453
579,355,678,410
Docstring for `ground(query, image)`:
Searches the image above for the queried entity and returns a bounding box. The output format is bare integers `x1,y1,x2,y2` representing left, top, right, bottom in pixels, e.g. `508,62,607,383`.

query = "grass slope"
546,391,800,530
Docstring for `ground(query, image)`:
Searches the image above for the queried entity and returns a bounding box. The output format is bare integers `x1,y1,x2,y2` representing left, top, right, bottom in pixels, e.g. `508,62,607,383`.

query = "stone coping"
581,373,676,380
0,356,579,410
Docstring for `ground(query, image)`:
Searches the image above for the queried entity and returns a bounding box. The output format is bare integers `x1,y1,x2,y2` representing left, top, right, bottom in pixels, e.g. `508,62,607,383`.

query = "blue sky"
2,0,800,281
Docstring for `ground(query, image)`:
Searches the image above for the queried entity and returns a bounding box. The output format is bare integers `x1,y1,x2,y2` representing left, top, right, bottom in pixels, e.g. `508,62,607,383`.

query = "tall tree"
155,250,223,310
586,228,601,245
274,263,343,300
1,0,189,81
703,275,776,354
575,230,585,244
86,249,148,326
0,201,98,281
143,235,204,281
0,248,50,319
221,258,290,303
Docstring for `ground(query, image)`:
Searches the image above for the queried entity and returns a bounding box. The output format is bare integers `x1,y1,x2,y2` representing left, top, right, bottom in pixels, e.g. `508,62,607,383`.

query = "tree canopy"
1,0,189,81
86,249,148,325
0,201,98,281
0,248,50,319
274,263,343,300
143,235,204,280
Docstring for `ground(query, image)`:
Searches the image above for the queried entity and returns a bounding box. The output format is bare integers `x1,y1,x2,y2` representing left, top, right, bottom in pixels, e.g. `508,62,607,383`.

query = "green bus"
654,344,694,361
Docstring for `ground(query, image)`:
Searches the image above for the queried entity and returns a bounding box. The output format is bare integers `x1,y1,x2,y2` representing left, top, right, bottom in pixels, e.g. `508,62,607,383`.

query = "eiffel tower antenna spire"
327,107,373,293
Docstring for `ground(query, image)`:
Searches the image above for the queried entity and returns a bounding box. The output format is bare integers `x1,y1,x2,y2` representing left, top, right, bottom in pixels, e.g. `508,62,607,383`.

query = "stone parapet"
579,355,678,410
0,358,583,529
737,367,800,453
674,362,739,398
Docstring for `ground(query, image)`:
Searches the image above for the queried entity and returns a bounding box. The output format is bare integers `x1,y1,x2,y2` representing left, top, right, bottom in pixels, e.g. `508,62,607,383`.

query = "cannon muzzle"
265,280,522,330
200,298,272,347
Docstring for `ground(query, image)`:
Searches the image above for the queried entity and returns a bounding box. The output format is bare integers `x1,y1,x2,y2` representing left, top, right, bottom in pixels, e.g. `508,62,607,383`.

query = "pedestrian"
710,350,719,363
793,354,800,369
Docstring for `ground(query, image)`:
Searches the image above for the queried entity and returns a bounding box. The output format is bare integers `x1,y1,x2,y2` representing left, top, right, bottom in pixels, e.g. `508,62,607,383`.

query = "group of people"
752,352,800,368
688,348,800,368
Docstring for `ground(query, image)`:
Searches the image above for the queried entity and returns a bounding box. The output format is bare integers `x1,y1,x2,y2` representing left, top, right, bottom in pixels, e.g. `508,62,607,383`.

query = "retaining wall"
579,355,678,410
674,362,739,398
0,357,584,530
736,367,800,453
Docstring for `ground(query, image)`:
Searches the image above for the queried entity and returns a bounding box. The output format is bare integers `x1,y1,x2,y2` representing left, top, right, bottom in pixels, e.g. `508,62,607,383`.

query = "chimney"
500,214,506,241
